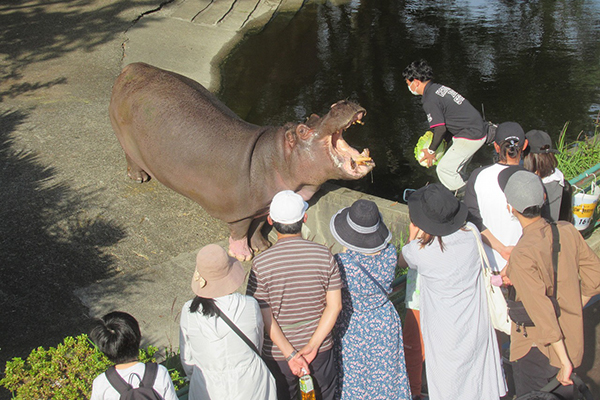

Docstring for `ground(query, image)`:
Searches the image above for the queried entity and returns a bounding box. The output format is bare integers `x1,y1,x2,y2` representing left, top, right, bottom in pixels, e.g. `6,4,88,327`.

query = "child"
89,311,178,400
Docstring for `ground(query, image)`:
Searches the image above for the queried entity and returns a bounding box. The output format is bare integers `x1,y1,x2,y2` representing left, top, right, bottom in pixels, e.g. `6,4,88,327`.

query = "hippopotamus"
109,62,374,260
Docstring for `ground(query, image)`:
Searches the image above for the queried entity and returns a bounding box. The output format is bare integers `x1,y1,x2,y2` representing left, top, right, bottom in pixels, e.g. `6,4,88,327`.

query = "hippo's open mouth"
330,109,375,178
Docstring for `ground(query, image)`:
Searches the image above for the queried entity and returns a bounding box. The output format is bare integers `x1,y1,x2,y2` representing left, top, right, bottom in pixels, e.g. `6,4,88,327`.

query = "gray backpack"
105,362,163,400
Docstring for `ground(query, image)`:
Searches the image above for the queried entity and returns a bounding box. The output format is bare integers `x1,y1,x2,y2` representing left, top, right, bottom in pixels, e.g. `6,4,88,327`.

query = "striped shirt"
247,235,342,361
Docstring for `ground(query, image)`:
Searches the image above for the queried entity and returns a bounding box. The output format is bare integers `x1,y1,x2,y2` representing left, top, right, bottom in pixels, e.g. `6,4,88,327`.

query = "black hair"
272,219,303,235
402,59,434,82
189,296,218,317
497,140,523,162
523,151,558,178
89,311,141,364
416,224,468,252
418,233,446,252
520,205,542,218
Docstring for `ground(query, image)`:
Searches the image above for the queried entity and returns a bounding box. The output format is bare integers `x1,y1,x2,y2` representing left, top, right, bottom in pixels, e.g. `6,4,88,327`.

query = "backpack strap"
140,362,158,388
549,221,560,297
509,220,560,302
105,365,132,395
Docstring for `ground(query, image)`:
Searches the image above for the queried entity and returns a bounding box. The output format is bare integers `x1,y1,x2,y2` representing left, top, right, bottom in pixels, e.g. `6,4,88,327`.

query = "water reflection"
219,0,600,201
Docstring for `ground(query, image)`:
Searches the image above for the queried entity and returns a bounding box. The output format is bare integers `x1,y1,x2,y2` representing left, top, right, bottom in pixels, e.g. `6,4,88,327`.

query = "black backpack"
515,374,594,400
558,179,573,223
105,362,163,400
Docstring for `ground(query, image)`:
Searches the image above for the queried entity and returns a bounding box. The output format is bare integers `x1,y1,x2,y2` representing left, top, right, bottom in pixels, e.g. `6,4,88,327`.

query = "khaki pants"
437,136,486,191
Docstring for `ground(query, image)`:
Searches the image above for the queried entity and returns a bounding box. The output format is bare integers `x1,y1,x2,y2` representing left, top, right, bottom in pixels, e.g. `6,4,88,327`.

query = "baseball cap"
269,190,309,224
526,130,559,154
494,121,525,147
502,170,545,213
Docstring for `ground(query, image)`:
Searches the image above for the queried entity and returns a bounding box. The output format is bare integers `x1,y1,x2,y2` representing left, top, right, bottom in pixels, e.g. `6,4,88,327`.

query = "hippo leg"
125,154,150,183
227,219,254,261
249,218,271,254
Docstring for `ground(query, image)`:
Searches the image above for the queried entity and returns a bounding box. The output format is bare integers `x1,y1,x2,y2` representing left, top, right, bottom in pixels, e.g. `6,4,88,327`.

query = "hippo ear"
296,124,314,140
285,130,297,147
305,114,320,127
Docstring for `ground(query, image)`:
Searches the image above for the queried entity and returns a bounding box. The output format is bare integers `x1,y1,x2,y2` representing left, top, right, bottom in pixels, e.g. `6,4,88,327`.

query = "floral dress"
334,244,411,400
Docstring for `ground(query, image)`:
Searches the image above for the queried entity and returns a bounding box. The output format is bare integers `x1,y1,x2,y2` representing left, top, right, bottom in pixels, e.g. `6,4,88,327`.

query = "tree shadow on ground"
0,109,127,377
0,0,162,89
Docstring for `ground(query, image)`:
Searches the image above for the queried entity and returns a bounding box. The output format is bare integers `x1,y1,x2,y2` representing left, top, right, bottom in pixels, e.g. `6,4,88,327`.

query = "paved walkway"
75,0,310,355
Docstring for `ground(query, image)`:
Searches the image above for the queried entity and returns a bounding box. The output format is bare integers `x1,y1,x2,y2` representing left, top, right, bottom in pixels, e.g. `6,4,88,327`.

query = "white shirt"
179,293,277,400
470,163,523,271
90,362,178,400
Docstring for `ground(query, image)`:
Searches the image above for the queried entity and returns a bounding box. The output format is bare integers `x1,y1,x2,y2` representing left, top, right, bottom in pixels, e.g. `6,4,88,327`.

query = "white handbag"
467,226,511,335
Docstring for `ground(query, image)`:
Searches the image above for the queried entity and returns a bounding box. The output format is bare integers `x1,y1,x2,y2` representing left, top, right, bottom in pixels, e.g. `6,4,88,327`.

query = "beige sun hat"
191,244,246,298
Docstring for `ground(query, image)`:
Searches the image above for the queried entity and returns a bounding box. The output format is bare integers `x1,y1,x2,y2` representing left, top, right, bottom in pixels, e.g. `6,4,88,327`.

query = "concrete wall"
267,182,411,252
301,183,411,253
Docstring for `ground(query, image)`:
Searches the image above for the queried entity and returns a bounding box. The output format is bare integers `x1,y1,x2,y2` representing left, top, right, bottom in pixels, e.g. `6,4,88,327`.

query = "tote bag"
467,226,511,335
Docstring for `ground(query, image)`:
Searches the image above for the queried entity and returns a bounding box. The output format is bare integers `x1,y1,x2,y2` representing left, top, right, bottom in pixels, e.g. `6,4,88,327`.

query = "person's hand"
557,361,573,386
500,245,514,261
499,266,512,286
419,149,436,167
299,344,318,365
288,354,309,377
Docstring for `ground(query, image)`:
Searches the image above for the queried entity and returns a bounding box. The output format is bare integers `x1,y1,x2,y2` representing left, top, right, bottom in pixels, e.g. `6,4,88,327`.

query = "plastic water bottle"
299,369,316,400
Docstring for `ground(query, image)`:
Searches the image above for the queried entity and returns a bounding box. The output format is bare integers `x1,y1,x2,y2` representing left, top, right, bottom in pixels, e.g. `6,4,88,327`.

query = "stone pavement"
0,0,310,394
75,0,312,356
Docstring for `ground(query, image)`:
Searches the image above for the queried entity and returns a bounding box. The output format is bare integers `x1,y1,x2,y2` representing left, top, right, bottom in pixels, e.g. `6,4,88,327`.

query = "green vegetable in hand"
414,131,446,167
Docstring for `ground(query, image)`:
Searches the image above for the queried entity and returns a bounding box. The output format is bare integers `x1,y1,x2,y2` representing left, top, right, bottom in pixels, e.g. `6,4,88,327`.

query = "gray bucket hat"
330,199,392,253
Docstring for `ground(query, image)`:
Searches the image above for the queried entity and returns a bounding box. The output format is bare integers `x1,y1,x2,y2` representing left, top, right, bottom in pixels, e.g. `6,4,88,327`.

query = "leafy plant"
1,334,185,399
414,130,447,167
556,117,600,181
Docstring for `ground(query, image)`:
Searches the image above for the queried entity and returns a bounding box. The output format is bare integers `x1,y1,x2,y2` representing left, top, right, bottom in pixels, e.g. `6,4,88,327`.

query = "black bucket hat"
330,199,392,253
408,183,468,236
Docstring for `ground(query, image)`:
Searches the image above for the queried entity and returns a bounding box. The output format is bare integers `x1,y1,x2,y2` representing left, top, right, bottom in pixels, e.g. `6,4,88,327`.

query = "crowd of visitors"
88,59,600,400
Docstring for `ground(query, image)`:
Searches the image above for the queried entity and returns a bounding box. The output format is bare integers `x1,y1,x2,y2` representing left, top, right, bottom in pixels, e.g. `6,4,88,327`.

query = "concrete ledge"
301,182,410,253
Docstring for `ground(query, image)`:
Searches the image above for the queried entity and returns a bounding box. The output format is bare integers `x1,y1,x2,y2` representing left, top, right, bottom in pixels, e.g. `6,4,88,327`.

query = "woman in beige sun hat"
179,244,276,400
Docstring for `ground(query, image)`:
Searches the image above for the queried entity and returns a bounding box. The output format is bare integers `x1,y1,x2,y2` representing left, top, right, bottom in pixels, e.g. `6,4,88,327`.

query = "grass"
556,114,600,181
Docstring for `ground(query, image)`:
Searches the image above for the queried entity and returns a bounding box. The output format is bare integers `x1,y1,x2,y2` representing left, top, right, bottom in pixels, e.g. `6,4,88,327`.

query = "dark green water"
219,0,600,201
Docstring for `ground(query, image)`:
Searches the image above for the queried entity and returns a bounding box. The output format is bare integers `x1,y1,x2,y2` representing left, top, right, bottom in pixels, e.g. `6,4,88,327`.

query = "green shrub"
0,334,185,399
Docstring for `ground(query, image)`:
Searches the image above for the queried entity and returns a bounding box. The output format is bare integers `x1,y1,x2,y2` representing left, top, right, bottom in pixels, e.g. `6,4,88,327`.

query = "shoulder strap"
352,254,388,296
214,305,261,357
357,262,388,295
509,221,560,301
549,221,560,297
572,374,595,400
105,365,132,395
140,362,158,388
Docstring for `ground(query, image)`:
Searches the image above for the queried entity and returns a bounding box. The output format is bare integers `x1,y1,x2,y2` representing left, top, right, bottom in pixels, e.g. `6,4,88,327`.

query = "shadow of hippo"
109,62,373,260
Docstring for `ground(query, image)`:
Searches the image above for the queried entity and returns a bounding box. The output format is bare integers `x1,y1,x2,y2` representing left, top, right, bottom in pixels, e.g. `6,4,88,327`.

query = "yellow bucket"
572,182,600,231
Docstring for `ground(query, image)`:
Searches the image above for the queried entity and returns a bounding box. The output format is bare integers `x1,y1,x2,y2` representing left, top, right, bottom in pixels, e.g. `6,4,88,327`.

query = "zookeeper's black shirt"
422,82,485,150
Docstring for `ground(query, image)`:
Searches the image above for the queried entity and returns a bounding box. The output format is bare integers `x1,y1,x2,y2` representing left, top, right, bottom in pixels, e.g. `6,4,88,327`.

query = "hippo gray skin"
109,62,374,261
